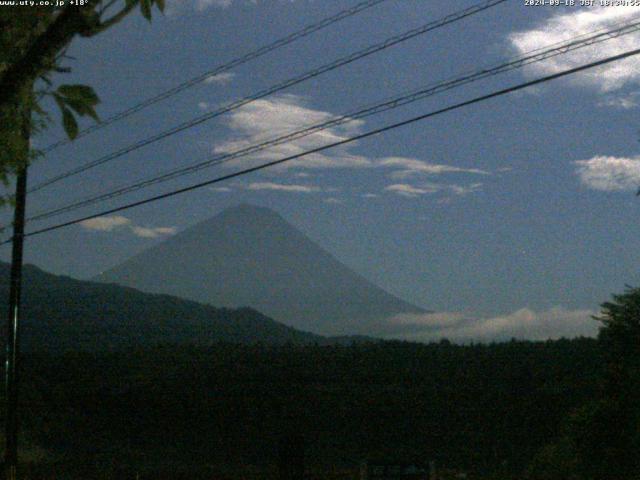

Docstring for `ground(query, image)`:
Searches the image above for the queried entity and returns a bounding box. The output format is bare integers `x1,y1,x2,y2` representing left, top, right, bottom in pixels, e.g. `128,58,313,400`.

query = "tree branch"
0,1,101,110
87,1,139,37
98,0,121,16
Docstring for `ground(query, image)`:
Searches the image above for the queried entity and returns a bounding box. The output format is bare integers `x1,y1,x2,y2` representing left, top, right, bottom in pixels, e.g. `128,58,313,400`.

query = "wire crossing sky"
29,0,508,193
40,0,389,153
12,44,640,243
26,16,640,224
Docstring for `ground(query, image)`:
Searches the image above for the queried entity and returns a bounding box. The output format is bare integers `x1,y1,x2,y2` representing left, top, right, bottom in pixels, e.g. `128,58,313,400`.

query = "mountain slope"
0,262,322,352
96,204,426,335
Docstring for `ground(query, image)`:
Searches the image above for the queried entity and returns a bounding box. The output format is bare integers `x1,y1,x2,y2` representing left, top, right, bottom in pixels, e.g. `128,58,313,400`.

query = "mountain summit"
96,204,426,335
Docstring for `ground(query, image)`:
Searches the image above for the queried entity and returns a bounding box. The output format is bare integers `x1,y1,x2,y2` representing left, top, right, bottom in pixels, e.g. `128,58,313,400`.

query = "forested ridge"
0,262,324,350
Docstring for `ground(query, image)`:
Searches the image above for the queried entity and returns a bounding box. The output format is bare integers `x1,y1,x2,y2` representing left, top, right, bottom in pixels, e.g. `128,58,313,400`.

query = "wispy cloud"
446,182,484,196
204,72,236,85
385,184,435,197
245,181,320,193
130,226,178,239
387,307,597,342
385,182,483,198
169,0,265,14
508,6,640,92
214,94,370,170
379,157,489,178
215,96,491,174
196,0,294,10
80,216,130,231
598,91,640,109
212,95,490,198
195,0,232,10
80,215,176,238
574,155,640,191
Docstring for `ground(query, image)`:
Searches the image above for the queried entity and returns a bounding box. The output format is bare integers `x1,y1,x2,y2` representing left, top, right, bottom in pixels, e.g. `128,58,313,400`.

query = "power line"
9,45,640,244
26,16,640,223
29,0,508,193
40,0,389,153
32,0,506,191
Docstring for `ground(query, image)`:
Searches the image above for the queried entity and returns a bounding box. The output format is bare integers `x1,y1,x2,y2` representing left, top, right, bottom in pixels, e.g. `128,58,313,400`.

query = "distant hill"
0,262,325,352
96,204,426,336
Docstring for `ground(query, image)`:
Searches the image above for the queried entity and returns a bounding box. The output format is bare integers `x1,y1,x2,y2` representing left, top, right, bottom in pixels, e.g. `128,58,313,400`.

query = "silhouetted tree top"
595,286,640,363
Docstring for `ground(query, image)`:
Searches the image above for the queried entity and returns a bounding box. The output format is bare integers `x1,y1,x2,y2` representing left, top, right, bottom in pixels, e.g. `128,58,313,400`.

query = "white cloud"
197,0,292,9
80,216,131,232
79,215,176,239
130,226,177,239
508,5,640,92
167,0,231,14
245,181,320,193
385,182,483,198
447,182,483,196
362,193,379,198
379,157,489,178
323,197,342,204
197,0,276,8
196,0,232,10
204,72,236,85
598,91,640,109
210,186,233,192
574,155,640,191
387,307,598,342
198,102,210,111
385,184,436,197
212,95,492,196
214,94,370,170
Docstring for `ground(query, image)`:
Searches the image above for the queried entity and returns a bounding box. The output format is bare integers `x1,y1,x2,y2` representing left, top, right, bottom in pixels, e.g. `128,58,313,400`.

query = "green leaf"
140,0,152,21
57,84,99,105
54,85,100,123
63,97,99,122
155,0,165,13
61,97,90,115
61,107,78,140
52,92,65,111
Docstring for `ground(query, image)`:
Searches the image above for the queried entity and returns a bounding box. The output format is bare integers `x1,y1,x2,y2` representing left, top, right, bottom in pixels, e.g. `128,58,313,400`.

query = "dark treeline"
4,337,604,479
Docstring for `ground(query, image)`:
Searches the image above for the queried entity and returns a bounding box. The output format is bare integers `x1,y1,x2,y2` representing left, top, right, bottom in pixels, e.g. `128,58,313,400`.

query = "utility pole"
4,96,30,480
4,167,27,480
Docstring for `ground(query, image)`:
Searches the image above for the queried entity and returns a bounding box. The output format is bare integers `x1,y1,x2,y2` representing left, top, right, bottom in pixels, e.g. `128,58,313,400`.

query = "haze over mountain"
96,204,426,336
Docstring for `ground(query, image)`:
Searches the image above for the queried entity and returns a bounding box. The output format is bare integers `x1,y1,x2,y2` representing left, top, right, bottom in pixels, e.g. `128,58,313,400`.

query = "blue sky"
4,0,640,341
